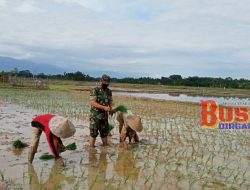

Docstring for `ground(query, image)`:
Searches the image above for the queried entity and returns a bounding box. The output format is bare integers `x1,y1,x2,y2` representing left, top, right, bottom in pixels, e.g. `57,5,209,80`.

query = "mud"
0,102,147,189
1,90,250,189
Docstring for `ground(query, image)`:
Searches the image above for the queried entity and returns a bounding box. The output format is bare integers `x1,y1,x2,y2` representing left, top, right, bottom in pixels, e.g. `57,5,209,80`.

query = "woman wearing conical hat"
28,114,76,163
116,110,143,148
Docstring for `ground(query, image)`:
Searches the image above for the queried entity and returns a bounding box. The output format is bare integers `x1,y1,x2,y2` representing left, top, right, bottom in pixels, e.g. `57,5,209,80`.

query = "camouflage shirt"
90,86,112,120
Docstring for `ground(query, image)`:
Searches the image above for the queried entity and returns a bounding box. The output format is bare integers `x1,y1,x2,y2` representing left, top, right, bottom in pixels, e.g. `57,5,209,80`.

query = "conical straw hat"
126,114,143,132
49,116,76,138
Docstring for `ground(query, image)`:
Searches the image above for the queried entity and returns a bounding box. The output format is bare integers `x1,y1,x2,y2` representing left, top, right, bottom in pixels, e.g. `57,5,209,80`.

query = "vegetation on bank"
1,70,250,89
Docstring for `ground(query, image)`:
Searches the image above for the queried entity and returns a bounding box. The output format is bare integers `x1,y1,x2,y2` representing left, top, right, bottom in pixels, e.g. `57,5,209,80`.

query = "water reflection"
114,149,140,182
88,148,108,190
12,148,24,156
116,92,250,106
28,159,75,190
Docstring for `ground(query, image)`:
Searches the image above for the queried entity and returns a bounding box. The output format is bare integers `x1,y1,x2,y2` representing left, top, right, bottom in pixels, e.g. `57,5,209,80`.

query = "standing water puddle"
116,92,250,106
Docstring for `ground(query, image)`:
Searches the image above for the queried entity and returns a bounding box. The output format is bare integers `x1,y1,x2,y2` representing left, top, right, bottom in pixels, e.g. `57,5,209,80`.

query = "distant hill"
0,56,65,74
0,56,139,78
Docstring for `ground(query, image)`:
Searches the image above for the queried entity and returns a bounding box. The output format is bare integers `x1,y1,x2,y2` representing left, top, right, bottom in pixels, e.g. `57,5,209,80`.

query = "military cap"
101,74,111,84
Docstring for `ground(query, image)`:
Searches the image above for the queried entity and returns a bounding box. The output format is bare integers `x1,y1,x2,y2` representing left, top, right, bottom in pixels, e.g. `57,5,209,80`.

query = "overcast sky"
0,0,250,78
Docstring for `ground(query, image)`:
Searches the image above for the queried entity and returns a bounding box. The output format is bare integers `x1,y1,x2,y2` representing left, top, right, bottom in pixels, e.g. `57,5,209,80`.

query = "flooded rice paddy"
0,88,250,189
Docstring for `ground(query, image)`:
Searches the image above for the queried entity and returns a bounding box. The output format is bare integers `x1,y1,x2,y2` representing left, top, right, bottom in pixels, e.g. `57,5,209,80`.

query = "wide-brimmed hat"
100,74,111,84
126,114,143,132
49,116,76,138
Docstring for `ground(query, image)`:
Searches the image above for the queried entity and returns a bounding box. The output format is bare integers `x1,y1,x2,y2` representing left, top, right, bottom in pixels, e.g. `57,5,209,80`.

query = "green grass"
48,84,85,91
48,81,250,98
2,79,250,97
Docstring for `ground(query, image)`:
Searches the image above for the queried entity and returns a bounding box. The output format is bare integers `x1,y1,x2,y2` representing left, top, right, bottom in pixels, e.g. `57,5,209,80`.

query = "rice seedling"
130,182,136,190
72,166,75,176
144,174,152,185
1,87,250,189
71,179,80,190
79,157,83,165
4,179,23,190
29,176,33,185
0,170,5,180
117,179,122,189
39,153,54,160
111,104,128,113
12,139,28,149
80,169,85,178
123,175,129,184
65,143,77,151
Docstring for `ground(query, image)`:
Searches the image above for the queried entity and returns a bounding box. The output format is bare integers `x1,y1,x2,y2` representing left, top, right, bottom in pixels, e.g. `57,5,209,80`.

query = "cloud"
53,0,104,12
15,1,42,13
0,0,250,78
0,0,6,7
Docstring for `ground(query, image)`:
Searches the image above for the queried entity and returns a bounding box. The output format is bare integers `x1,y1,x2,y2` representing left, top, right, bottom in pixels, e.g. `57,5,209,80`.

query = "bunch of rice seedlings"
39,153,54,160
112,105,128,113
12,140,28,149
65,142,77,151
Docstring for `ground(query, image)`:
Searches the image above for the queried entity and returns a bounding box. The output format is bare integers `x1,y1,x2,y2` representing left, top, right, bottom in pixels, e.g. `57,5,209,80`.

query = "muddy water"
1,99,250,189
0,103,148,189
116,92,250,106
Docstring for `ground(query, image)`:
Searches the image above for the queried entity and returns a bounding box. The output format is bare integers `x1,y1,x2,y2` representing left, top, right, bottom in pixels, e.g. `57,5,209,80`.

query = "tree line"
2,69,250,89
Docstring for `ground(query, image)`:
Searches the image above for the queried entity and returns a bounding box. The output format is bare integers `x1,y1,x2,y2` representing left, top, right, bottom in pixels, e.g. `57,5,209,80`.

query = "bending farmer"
28,114,76,163
116,110,143,147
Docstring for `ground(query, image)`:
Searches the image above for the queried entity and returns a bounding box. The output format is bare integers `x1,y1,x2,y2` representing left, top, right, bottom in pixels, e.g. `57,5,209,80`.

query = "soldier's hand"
110,106,117,113
103,106,111,112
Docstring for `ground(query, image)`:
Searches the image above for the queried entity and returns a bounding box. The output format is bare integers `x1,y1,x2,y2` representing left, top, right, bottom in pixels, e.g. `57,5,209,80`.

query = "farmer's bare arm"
116,112,124,133
120,127,128,148
120,126,127,143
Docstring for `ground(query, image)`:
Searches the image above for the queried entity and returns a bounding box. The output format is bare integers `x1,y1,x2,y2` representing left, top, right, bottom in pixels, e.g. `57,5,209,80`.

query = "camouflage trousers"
89,114,109,138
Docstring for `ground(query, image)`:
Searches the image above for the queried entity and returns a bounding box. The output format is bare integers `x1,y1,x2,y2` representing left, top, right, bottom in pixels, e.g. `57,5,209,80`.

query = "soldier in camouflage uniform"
89,74,114,147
